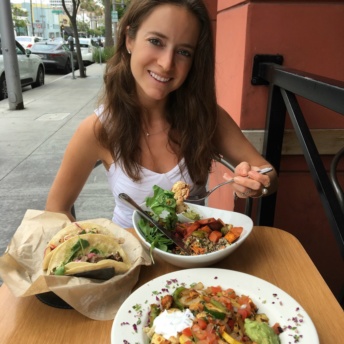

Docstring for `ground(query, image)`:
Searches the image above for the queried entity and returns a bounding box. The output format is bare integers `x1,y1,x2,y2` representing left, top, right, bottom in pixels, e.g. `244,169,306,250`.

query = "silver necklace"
144,127,168,137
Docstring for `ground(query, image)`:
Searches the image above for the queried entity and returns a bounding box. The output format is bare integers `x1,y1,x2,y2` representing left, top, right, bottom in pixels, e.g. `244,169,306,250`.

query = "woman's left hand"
224,161,273,199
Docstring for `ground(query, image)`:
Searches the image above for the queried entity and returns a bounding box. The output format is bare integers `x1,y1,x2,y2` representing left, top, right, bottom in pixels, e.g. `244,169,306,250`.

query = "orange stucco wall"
204,0,344,301
216,0,344,129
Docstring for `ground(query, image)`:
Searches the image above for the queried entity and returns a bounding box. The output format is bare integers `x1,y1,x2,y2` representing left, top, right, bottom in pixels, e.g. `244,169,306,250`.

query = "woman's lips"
149,71,171,83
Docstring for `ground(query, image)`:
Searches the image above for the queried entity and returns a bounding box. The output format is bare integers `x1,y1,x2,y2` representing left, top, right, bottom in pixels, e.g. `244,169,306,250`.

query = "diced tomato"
197,318,208,330
208,230,222,243
225,301,233,311
192,328,207,340
237,295,251,305
238,307,249,320
210,286,222,294
182,327,193,337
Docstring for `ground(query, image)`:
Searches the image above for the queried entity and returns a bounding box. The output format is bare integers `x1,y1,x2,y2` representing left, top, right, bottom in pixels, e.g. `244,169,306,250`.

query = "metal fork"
186,167,273,202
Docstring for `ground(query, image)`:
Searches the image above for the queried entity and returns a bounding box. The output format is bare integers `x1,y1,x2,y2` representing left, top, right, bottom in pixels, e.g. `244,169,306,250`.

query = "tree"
103,0,113,47
102,0,130,48
62,0,86,78
11,4,29,36
80,0,104,30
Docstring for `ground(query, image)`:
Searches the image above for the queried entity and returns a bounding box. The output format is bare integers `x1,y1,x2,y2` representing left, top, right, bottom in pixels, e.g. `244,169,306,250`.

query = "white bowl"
132,203,253,268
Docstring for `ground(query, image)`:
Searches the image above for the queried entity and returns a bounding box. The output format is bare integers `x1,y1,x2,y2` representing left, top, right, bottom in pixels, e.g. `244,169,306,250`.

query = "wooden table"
0,226,343,343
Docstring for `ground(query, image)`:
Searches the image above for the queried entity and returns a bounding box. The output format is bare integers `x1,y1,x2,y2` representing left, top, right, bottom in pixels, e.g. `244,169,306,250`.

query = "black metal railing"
251,55,344,260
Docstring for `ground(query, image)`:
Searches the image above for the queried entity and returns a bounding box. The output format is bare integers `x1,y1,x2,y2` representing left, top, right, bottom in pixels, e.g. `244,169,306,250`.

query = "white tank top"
106,160,205,228
94,107,206,228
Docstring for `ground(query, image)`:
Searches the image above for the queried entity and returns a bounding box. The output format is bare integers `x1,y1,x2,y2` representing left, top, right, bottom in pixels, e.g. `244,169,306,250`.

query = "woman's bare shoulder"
73,113,113,166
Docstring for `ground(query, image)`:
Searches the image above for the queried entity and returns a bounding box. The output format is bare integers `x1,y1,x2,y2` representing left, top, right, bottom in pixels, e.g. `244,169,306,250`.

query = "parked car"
0,38,45,101
77,38,99,65
30,42,78,74
16,36,42,49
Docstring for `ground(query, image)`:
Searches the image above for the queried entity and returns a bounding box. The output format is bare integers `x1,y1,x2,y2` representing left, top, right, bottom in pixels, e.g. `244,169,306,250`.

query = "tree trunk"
71,18,86,78
104,0,114,48
62,0,86,78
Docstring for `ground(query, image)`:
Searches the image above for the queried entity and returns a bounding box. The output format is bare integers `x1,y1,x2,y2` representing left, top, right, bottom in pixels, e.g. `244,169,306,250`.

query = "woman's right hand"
224,161,274,199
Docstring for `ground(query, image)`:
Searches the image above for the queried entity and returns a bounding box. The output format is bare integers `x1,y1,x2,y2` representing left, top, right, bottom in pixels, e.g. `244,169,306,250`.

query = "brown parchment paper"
0,209,152,320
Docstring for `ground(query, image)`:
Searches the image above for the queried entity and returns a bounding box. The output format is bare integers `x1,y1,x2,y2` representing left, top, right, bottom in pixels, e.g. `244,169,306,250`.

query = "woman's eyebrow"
146,31,196,50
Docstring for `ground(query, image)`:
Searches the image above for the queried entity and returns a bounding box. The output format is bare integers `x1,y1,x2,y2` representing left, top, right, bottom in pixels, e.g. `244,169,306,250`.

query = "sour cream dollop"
153,308,195,339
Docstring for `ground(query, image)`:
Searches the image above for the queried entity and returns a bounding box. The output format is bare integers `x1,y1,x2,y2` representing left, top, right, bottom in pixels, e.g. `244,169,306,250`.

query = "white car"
78,38,99,65
16,36,43,49
0,39,45,101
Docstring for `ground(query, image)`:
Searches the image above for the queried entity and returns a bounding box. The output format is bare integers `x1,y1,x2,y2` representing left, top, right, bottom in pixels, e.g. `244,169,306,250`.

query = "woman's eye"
178,50,192,58
148,38,162,46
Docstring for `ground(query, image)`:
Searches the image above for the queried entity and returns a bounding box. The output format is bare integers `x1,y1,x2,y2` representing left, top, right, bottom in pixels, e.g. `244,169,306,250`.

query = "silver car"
30,41,78,74
0,38,45,101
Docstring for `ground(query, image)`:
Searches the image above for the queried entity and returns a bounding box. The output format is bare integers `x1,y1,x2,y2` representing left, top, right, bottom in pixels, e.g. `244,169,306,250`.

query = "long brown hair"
98,0,219,185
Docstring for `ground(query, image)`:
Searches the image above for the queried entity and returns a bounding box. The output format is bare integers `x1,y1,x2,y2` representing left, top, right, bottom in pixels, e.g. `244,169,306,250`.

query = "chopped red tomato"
197,318,208,330
182,327,193,337
238,307,250,320
210,285,222,294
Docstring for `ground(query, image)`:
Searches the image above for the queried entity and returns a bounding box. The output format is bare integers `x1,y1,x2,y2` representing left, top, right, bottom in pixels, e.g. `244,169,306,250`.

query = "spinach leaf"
138,218,175,263
145,185,178,230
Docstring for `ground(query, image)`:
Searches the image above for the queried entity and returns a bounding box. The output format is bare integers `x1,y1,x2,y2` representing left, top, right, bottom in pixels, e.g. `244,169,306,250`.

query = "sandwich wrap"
47,233,131,276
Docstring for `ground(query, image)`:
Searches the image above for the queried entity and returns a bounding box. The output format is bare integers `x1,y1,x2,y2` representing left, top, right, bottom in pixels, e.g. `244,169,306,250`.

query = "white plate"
111,268,319,343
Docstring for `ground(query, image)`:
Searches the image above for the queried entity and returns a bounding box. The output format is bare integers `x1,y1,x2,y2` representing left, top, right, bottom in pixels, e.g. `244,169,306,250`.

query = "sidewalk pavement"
0,63,115,259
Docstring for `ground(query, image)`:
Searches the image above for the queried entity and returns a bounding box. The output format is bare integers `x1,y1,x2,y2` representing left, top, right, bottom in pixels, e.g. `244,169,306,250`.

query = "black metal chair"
329,147,344,308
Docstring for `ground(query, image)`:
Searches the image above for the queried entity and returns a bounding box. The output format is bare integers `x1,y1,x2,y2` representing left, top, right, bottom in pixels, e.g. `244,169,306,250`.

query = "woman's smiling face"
126,4,200,104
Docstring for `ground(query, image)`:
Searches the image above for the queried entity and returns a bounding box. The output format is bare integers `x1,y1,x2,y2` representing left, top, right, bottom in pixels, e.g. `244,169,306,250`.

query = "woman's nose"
157,49,174,71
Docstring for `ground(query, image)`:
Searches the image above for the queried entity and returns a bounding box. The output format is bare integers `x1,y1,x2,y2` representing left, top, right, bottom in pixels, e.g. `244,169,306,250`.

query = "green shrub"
93,46,116,63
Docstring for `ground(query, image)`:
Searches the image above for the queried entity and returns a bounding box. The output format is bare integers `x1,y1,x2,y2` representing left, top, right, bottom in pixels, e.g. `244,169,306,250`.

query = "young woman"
46,0,277,228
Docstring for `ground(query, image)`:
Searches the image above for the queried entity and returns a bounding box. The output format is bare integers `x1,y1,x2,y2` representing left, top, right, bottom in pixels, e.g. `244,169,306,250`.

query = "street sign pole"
0,0,24,109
